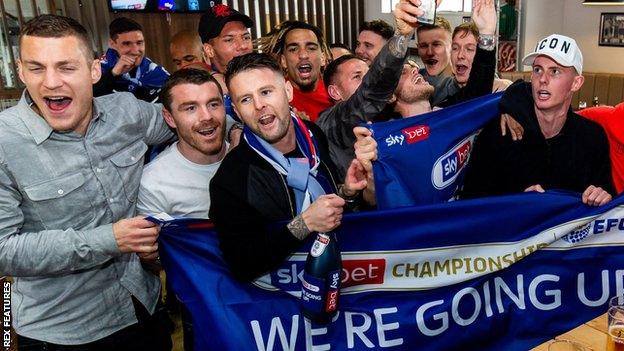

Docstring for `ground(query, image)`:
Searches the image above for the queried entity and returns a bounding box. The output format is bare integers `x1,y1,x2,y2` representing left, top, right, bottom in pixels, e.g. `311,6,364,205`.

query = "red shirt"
290,79,332,123
578,103,624,193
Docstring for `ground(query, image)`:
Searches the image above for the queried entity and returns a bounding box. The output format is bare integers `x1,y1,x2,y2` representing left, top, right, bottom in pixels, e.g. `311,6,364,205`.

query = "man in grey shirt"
0,15,173,350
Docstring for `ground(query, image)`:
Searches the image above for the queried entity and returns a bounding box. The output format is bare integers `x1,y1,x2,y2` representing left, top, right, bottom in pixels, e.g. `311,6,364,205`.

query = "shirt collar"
92,96,106,123
17,90,53,145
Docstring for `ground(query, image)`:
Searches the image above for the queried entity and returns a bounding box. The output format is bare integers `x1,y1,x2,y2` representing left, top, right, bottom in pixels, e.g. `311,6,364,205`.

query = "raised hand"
111,54,139,76
353,126,378,206
301,194,346,232
394,0,424,36
343,159,368,197
354,126,377,176
472,0,497,35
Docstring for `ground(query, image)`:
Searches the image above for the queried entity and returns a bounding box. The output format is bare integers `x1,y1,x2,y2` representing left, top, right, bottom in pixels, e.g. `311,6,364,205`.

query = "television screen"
109,0,220,12
583,0,624,3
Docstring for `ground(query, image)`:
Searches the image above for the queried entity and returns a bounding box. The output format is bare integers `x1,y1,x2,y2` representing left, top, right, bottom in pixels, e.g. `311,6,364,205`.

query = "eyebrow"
258,84,276,91
207,97,223,104
177,101,197,110
177,97,222,109
286,42,318,48
220,32,250,39
22,59,80,66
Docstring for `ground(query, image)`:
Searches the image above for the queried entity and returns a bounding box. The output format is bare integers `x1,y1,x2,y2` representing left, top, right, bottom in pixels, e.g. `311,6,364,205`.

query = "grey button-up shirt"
0,91,173,344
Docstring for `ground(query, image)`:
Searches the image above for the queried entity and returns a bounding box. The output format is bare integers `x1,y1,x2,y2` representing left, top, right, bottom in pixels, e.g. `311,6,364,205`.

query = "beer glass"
548,339,586,351
609,296,624,351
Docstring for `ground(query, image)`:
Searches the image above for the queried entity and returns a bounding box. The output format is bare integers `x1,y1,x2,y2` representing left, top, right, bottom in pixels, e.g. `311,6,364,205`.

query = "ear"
17,59,25,84
327,84,342,102
91,59,102,84
320,51,327,68
231,99,241,120
201,50,210,65
162,108,177,129
389,93,397,104
108,38,117,51
280,54,288,70
203,43,215,59
285,80,294,103
571,75,585,93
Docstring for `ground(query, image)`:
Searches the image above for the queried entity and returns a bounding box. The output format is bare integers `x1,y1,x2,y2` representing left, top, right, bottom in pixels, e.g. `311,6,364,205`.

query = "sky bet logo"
431,134,476,190
385,125,430,147
272,259,386,289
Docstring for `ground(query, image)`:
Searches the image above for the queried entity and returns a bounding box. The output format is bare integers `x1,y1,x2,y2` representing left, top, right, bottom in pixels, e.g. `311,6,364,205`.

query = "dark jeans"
181,303,194,351
17,297,172,351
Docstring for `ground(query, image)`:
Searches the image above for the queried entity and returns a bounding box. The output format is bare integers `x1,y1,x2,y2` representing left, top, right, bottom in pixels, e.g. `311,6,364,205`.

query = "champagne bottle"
300,232,342,324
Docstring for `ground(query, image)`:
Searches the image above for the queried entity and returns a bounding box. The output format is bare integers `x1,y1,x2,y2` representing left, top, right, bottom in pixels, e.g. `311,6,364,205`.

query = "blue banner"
369,93,502,209
159,192,624,351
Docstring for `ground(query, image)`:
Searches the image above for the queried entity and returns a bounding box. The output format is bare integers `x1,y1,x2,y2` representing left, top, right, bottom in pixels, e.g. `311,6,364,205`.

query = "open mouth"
356,54,370,63
536,90,551,100
259,114,276,127
424,58,438,67
44,96,72,112
455,64,469,75
197,126,217,138
412,75,426,85
297,63,313,78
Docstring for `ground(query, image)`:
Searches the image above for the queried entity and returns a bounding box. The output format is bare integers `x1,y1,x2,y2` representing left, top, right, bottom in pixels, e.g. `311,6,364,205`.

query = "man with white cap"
461,34,615,206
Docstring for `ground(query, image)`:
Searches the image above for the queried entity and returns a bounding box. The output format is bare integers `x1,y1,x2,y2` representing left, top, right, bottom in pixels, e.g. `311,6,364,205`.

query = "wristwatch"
338,185,360,207
227,122,244,143
478,34,497,51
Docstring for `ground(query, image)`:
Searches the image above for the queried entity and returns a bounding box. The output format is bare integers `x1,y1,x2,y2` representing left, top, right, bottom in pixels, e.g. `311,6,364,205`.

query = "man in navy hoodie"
94,17,169,102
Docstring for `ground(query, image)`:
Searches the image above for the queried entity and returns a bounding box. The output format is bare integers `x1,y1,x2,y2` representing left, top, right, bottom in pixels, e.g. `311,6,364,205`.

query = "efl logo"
562,223,592,244
593,218,624,235
402,125,430,144
341,259,386,288
431,134,476,190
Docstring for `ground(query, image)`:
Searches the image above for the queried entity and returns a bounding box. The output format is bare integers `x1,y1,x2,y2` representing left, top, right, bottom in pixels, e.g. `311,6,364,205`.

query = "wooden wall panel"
594,74,610,107
577,73,596,109
607,76,624,106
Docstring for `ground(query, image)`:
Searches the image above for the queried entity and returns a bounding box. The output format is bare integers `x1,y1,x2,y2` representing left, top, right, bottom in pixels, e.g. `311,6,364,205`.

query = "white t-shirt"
137,141,225,218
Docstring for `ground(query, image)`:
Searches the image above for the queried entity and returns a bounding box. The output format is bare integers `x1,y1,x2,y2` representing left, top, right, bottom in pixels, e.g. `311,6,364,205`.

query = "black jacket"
209,121,341,281
317,37,406,179
461,81,615,198
318,42,496,179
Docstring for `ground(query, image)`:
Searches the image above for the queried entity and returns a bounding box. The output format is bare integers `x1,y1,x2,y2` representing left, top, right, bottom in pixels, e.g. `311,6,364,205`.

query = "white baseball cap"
522,34,583,74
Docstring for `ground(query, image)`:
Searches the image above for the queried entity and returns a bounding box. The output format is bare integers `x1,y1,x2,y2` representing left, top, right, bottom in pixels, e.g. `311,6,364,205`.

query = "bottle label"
301,269,341,316
301,273,324,313
310,234,330,257
325,270,341,313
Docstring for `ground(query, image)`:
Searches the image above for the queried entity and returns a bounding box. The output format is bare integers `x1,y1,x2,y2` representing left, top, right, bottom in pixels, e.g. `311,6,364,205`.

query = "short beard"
294,78,318,92
398,85,434,103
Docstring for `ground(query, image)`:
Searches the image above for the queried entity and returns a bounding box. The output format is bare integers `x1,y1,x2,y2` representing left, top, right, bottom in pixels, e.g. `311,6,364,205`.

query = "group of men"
0,0,620,350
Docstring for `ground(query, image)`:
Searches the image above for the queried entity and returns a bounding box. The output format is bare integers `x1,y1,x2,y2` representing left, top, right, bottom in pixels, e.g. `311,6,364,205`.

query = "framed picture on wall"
599,13,624,47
